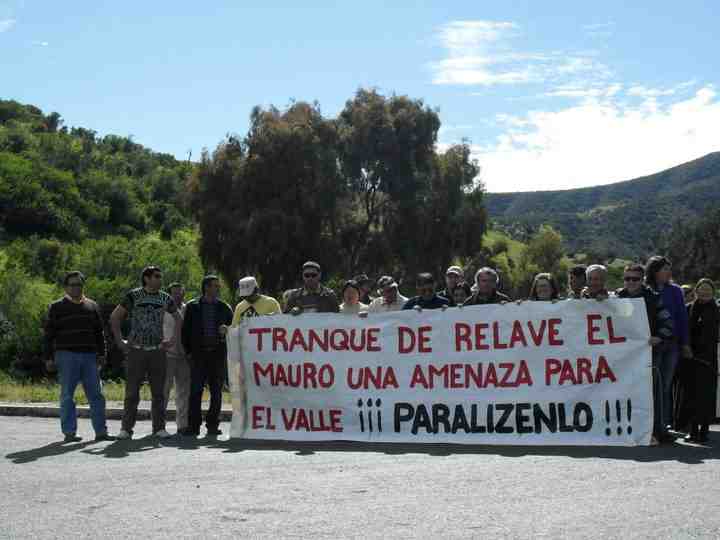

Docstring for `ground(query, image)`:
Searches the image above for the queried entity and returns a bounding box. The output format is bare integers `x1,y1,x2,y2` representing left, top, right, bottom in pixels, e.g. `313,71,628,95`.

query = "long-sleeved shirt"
403,295,451,310
463,290,511,306
163,303,186,356
616,286,673,340
658,282,689,346
368,293,409,313
44,296,106,360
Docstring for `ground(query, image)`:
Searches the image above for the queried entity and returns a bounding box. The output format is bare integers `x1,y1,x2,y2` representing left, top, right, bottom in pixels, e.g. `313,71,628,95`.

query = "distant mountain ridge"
484,152,720,258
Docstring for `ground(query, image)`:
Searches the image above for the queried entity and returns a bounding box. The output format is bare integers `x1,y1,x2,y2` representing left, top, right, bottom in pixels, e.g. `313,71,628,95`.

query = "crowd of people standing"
43,255,718,446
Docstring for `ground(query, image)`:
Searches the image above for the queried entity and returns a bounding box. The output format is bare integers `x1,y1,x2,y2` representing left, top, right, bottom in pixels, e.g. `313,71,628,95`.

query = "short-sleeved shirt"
121,288,177,347
232,295,281,325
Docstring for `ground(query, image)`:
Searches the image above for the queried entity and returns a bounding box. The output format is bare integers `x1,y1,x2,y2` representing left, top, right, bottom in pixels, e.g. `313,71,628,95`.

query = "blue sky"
2,1,719,192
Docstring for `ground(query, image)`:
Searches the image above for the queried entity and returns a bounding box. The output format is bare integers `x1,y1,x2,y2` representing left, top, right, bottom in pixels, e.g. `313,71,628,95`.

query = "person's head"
474,267,499,296
377,275,399,303
342,280,361,306
445,266,463,291
237,276,259,302
622,264,645,295
568,265,587,294
141,266,163,291
353,274,373,296
645,256,672,289
302,261,322,291
202,274,221,299
529,273,559,301
416,273,436,300
681,284,695,304
63,271,85,299
586,265,607,294
168,282,185,305
452,282,472,305
694,278,716,304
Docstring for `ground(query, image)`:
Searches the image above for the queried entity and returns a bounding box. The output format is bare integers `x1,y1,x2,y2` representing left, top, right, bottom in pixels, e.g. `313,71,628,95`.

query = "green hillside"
485,152,720,258
0,100,192,241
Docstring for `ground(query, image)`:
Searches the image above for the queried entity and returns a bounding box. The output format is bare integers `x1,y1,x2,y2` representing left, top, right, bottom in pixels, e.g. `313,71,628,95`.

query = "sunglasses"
623,276,642,282
303,273,319,279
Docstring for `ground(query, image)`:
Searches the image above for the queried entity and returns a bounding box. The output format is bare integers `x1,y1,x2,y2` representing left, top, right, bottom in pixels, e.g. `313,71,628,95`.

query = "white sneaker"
117,430,132,440
154,429,172,439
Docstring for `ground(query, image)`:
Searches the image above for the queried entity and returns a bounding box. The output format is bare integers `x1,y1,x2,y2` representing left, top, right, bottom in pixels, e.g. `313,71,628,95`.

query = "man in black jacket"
181,275,233,437
616,263,674,444
464,267,511,306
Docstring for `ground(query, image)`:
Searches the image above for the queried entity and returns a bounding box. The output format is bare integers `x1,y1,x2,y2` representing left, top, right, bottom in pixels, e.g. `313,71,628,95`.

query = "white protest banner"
227,298,653,446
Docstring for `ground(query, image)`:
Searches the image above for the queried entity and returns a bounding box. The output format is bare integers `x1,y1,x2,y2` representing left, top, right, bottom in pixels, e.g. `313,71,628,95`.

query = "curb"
0,404,234,422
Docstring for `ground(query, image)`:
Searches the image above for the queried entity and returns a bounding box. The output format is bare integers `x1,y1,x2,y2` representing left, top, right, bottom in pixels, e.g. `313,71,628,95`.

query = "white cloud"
430,20,609,87
0,18,16,32
543,82,622,99
471,86,720,192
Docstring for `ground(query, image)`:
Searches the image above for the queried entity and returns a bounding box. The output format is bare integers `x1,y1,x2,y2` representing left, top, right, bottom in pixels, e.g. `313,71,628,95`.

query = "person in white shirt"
163,283,190,435
368,276,408,313
339,280,368,315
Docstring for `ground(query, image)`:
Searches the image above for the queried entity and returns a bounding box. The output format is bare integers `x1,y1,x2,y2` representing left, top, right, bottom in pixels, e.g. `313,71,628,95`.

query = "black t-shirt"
121,288,176,347
402,295,451,310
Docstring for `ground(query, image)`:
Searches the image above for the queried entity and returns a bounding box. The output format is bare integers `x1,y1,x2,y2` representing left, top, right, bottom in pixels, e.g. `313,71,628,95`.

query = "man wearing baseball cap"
368,275,408,313
439,266,464,306
231,276,281,325
284,261,340,314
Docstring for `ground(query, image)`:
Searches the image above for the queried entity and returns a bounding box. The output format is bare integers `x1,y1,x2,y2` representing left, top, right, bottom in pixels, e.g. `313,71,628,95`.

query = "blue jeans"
654,342,679,429
56,351,107,435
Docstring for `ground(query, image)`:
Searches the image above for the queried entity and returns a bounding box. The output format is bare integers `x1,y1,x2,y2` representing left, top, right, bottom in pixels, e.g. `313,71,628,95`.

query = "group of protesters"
43,254,718,446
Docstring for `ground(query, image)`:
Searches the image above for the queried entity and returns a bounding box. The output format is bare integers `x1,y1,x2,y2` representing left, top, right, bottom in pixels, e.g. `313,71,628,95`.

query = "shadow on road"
6,434,719,464
6,440,97,464
215,435,720,464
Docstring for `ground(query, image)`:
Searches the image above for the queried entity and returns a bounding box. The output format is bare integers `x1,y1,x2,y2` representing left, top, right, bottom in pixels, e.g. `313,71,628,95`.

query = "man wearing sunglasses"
402,273,451,311
111,266,180,440
44,271,113,442
284,261,340,314
616,262,674,443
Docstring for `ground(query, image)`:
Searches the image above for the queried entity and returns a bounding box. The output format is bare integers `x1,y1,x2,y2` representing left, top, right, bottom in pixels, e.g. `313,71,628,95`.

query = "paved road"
2,417,720,539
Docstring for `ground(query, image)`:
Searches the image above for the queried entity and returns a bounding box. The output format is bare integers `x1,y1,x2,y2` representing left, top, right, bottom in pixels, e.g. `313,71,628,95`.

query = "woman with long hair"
682,278,719,443
528,273,560,301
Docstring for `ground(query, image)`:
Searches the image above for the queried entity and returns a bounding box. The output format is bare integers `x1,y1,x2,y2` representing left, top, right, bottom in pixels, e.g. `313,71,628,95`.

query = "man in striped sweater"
44,271,113,442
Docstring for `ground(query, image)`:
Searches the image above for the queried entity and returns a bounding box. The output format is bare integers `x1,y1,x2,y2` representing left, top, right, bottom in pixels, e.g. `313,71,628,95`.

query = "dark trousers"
122,348,167,433
188,349,225,433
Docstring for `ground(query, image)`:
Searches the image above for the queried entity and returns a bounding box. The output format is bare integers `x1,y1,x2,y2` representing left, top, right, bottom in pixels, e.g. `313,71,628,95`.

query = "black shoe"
659,432,677,444
684,433,698,443
94,433,116,442
698,432,710,443
206,427,222,436
63,433,82,443
179,428,199,437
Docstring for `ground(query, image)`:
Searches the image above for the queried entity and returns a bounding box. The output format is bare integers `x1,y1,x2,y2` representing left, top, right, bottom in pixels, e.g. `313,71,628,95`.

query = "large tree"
189,102,346,293
336,89,441,275
190,90,488,293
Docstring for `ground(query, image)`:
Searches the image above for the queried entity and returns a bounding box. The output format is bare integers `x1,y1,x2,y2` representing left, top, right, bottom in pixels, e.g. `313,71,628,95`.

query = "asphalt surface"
2,417,720,539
